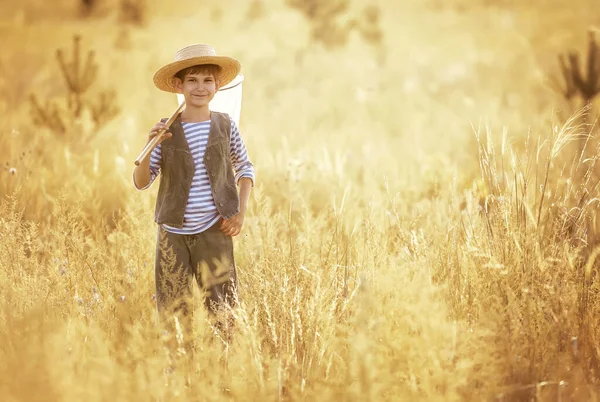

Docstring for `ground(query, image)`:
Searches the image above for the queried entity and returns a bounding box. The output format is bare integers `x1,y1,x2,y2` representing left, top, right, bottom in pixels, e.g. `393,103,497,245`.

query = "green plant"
555,29,600,105
285,0,383,50
120,0,147,26
29,35,120,146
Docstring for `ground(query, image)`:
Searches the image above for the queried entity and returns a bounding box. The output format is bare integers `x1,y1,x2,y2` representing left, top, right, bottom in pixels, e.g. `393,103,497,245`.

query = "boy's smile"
176,72,218,108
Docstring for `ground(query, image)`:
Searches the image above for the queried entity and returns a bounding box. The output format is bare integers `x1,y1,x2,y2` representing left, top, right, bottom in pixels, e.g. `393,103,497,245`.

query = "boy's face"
175,71,219,108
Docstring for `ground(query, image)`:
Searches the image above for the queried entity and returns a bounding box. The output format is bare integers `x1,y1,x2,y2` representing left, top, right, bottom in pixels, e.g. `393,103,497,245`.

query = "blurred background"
1,0,599,217
2,2,600,400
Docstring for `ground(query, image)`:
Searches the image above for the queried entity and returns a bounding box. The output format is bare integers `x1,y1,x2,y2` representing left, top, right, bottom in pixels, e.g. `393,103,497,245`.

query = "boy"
133,44,255,324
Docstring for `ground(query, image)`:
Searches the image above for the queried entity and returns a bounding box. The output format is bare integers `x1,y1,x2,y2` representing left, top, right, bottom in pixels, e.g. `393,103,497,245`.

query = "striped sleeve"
133,144,162,190
229,118,255,186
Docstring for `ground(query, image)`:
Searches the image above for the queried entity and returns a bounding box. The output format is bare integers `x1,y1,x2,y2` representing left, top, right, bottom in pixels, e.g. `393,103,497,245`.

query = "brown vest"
154,111,240,228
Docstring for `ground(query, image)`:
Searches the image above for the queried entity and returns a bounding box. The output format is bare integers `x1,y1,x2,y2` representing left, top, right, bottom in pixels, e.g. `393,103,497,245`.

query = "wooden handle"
134,101,186,166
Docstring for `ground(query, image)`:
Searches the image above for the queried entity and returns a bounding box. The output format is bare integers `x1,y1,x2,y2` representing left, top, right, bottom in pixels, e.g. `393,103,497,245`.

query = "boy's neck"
180,105,211,122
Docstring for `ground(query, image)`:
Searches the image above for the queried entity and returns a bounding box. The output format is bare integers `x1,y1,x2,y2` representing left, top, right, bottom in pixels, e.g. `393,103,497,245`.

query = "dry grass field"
2,0,600,400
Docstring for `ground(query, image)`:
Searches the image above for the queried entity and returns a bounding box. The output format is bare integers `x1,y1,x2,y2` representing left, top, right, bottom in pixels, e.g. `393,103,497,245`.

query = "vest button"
219,202,223,207
207,155,211,160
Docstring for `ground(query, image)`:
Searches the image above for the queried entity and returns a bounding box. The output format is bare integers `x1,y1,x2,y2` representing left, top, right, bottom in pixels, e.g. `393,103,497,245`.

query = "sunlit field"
2,0,600,400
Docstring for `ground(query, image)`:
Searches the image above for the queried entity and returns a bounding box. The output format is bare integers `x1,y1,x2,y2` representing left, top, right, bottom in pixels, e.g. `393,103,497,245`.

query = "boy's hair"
174,64,222,84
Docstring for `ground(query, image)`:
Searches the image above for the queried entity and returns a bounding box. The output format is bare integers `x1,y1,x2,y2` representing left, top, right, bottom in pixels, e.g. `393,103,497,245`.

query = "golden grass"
1,1,600,401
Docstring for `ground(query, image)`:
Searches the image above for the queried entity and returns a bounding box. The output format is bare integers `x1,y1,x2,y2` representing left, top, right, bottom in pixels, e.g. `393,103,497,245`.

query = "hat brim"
153,56,241,93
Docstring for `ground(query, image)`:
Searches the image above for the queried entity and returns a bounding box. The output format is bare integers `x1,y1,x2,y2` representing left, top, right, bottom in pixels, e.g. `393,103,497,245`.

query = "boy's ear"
173,77,184,94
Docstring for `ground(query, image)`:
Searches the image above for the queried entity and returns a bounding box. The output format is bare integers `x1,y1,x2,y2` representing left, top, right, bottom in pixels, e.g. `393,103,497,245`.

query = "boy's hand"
220,212,244,237
148,122,172,144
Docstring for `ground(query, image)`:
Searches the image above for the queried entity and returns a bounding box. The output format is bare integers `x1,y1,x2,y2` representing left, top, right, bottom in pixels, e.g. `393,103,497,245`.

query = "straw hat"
153,44,241,93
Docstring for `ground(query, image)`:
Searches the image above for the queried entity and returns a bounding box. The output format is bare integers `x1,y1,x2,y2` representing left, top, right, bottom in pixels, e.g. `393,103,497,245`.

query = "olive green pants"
154,219,238,318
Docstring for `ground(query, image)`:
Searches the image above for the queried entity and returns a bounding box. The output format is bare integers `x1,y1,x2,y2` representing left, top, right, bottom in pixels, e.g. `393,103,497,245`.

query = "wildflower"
9,167,16,175
120,295,126,302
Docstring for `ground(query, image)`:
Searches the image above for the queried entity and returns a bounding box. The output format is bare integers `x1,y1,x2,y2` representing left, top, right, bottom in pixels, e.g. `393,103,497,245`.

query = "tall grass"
439,106,600,401
1,107,599,401
2,1,600,401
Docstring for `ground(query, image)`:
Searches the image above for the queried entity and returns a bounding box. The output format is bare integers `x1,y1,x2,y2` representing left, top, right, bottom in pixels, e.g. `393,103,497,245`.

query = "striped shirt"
135,116,255,235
